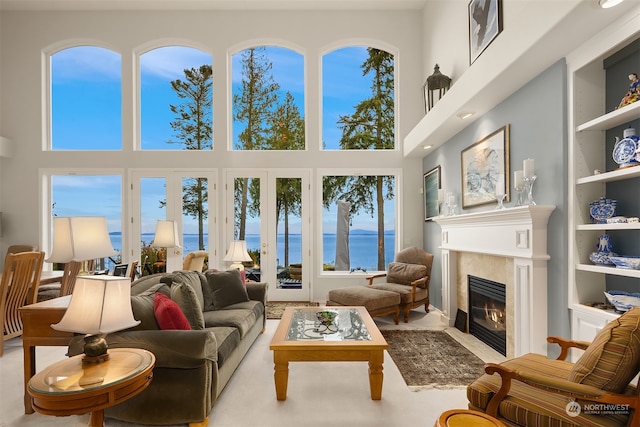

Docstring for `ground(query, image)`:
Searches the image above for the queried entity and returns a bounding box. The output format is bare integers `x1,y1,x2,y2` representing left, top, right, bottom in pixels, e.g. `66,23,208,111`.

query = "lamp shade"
46,216,117,263
51,276,140,334
151,220,180,248
223,240,252,263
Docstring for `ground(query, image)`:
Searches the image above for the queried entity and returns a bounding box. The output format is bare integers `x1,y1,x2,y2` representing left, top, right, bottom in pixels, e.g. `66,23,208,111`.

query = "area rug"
266,301,320,319
381,329,486,391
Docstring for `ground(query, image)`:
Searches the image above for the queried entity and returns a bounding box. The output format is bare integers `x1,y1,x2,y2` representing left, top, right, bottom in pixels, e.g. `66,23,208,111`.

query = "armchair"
366,247,433,323
467,307,640,426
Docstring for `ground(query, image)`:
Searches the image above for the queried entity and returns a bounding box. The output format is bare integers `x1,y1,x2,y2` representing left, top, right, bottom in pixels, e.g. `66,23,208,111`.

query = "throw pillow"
160,270,207,310
386,262,428,288
153,292,191,330
130,283,171,330
204,269,249,311
170,281,205,330
568,307,640,393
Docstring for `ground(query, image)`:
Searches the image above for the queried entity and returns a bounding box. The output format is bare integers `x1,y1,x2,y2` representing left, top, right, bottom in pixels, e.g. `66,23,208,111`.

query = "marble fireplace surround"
435,205,555,358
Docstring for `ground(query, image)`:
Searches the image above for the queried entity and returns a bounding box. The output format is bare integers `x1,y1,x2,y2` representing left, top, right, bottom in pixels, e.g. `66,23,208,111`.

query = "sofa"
68,269,267,427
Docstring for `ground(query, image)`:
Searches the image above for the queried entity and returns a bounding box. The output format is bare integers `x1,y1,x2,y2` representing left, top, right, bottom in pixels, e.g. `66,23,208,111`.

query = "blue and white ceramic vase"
589,233,618,266
612,127,639,168
589,197,617,224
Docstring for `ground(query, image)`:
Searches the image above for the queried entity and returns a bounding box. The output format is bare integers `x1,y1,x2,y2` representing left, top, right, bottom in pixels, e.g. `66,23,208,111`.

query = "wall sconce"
424,64,451,113
223,240,252,271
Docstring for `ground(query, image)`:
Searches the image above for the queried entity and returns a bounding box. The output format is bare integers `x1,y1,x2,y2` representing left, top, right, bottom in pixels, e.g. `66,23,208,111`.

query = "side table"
28,348,154,427
434,409,506,427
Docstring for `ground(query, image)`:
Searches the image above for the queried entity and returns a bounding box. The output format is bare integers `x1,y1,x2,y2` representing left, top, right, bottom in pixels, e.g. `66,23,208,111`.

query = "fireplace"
468,275,506,356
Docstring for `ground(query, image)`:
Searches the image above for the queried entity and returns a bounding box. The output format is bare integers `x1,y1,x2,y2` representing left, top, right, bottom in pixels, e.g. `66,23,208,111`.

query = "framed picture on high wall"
469,0,503,64
423,165,441,221
461,125,510,209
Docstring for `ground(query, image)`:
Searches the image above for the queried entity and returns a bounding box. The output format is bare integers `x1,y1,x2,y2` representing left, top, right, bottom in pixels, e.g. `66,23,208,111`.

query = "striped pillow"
568,307,640,393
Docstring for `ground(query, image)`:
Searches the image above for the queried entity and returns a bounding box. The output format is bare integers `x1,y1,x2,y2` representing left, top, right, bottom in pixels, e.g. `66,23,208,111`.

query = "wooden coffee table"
28,348,154,426
269,306,388,400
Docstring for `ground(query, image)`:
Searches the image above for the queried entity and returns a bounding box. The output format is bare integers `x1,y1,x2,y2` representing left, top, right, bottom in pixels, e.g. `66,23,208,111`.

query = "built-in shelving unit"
567,7,640,346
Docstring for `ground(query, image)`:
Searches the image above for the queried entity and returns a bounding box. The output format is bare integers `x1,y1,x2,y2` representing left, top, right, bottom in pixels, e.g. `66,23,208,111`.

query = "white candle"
514,170,524,188
437,189,445,203
523,159,535,178
495,176,505,196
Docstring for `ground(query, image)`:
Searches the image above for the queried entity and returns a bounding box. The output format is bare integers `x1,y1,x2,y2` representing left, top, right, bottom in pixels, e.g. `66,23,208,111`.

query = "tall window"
51,174,122,270
51,46,122,150
140,46,213,150
322,46,395,150
321,173,396,272
231,46,305,150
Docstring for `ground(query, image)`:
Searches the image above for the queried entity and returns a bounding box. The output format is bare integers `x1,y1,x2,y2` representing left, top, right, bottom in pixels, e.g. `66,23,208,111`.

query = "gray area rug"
266,301,320,319
381,329,486,391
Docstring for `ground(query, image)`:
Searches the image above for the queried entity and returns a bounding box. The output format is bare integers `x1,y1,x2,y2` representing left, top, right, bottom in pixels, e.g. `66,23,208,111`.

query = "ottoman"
327,286,400,324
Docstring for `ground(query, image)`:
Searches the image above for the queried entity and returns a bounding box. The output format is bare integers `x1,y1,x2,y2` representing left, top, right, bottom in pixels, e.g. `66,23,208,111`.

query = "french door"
130,170,217,274
225,169,310,302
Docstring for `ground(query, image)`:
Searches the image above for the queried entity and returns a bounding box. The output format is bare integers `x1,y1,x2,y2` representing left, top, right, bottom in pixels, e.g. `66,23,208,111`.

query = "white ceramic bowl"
606,216,627,224
605,291,640,312
608,256,640,270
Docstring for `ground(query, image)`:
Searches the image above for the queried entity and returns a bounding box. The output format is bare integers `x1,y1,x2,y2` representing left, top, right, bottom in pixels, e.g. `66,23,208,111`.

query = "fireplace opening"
468,275,506,356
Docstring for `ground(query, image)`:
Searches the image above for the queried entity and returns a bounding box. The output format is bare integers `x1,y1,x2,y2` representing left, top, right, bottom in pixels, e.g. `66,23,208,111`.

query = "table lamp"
46,216,118,275
51,276,140,367
151,220,181,272
223,240,252,270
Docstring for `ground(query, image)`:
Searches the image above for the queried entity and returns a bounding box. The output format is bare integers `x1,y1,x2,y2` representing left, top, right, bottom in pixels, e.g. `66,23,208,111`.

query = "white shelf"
576,263,640,279
576,223,640,231
576,165,640,185
571,303,620,320
576,101,640,132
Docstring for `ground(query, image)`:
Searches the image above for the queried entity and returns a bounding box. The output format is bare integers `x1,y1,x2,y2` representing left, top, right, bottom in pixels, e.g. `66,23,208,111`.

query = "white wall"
0,9,423,301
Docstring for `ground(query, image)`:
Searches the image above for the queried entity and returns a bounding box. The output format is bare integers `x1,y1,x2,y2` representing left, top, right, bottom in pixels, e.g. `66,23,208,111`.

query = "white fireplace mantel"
435,205,555,357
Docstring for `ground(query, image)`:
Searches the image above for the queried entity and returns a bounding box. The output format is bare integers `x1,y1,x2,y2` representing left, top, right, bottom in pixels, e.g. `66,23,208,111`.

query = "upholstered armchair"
366,246,433,323
183,250,208,272
467,307,640,426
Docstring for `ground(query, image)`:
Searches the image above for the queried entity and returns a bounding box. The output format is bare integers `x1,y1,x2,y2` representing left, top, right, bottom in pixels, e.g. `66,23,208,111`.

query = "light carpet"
380,329,487,391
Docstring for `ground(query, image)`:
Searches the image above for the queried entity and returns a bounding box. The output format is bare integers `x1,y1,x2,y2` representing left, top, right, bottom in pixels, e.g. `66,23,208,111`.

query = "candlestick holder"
523,175,537,206
495,193,506,210
514,184,525,206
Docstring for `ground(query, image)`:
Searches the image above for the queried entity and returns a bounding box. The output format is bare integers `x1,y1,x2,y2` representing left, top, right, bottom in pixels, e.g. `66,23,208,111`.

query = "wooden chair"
366,247,433,323
37,261,82,302
468,307,640,426
182,250,208,272
0,251,45,356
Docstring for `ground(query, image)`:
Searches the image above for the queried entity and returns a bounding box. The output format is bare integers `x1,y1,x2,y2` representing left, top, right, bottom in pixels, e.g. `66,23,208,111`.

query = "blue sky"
50,45,392,235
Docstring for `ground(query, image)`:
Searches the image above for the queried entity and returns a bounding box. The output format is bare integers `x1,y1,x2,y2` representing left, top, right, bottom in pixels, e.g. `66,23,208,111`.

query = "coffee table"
28,348,155,426
269,306,388,400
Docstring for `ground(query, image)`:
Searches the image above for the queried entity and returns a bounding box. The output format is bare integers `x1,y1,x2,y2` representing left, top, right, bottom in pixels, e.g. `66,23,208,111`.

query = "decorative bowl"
315,310,338,325
608,256,640,270
604,291,640,312
590,251,614,266
606,216,627,224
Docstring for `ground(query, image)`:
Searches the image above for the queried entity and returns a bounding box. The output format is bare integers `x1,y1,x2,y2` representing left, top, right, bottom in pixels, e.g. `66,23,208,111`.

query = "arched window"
231,46,305,150
322,46,395,150
140,46,212,150
51,46,121,150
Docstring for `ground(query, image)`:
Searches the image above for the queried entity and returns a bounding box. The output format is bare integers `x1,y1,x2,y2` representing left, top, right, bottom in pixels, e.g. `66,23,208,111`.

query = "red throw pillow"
153,292,191,330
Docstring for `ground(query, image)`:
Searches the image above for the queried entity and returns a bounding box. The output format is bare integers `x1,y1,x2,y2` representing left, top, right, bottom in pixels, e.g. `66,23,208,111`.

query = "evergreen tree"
167,65,212,249
232,47,280,239
325,48,395,270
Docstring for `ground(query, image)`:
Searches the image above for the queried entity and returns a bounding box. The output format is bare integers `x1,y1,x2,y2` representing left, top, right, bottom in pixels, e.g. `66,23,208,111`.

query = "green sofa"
68,269,267,426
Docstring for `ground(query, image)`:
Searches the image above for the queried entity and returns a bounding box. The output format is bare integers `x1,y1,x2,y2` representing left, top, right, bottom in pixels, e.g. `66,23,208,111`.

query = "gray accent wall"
423,59,570,342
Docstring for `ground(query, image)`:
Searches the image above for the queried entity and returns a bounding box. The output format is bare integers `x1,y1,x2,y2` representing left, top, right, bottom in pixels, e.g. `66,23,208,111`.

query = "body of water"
112,232,395,271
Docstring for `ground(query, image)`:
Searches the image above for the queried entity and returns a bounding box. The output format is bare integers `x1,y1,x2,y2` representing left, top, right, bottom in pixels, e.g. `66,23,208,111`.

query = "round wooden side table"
435,409,506,427
28,348,154,427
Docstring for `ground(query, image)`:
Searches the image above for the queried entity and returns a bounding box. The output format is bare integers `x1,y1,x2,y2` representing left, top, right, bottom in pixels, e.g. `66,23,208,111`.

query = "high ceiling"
0,0,427,11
